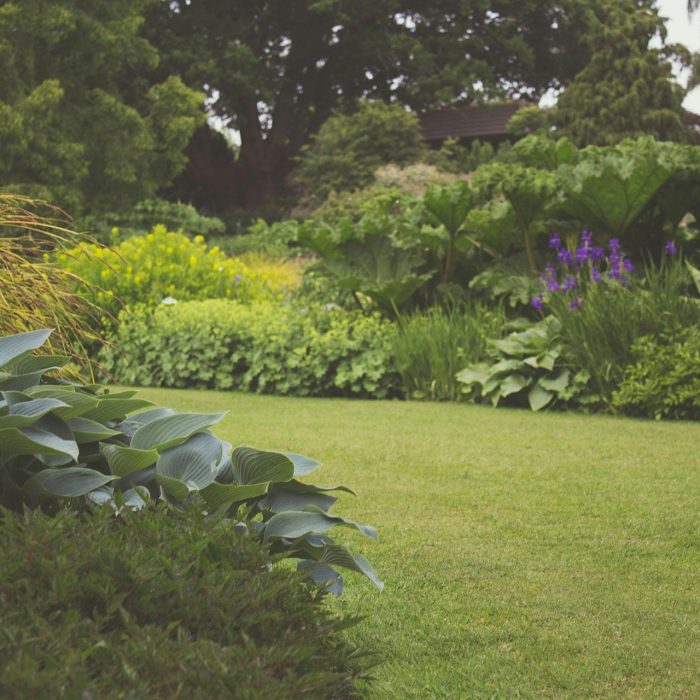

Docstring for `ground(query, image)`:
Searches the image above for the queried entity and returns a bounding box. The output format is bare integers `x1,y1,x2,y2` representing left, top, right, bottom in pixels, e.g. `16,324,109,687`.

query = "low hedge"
0,506,373,699
102,300,400,398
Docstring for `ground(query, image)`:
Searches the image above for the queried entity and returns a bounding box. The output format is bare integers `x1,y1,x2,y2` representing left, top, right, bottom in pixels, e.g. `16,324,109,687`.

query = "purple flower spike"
623,258,634,273
609,238,621,254
591,246,605,262
665,240,677,256
581,230,592,248
557,249,572,266
575,247,590,265
561,276,577,294
549,232,562,250
591,267,601,284
531,295,544,311
547,278,560,292
569,297,583,311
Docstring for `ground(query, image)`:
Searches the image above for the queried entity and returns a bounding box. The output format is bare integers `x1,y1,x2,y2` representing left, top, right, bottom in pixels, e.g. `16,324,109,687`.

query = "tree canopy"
0,0,203,214
555,1,690,146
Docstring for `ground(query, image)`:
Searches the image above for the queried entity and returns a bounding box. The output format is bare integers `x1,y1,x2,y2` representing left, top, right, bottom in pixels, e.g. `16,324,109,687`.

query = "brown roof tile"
419,102,525,141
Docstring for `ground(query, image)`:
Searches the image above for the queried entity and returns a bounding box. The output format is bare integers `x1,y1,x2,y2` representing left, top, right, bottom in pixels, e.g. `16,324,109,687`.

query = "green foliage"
457,317,591,410
103,300,399,399
77,199,226,243
294,101,426,200
0,329,381,593
551,260,700,405
0,2,204,214
392,304,507,401
507,107,552,138
0,195,104,368
56,227,274,319
0,506,373,698
555,1,689,146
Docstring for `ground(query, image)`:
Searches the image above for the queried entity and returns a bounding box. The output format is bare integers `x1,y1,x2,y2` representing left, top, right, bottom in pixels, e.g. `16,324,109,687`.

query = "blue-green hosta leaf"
25,467,117,499
528,383,554,411
284,452,322,477
263,507,377,542
5,353,71,375
116,407,176,437
0,370,45,391
84,398,155,424
0,398,68,428
66,417,121,444
297,561,344,596
280,479,355,497
100,443,159,478
258,486,337,514
539,369,571,393
155,432,223,499
232,446,295,485
298,542,384,591
25,387,99,419
0,329,52,369
1,391,32,406
455,363,490,387
0,417,79,462
199,481,270,512
132,412,225,451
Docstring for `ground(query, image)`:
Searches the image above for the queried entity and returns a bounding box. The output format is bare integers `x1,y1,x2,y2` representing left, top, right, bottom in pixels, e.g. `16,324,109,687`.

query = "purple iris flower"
665,240,677,256
549,232,562,250
609,238,621,254
531,295,544,311
575,247,590,265
561,276,577,294
591,267,601,284
557,249,572,266
546,277,559,292
591,246,605,262
581,230,592,248
622,258,634,273
569,297,583,311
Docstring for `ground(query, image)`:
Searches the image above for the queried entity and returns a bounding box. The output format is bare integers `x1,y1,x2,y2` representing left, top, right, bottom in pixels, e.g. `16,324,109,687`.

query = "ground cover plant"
136,387,700,698
0,506,373,699
0,329,381,594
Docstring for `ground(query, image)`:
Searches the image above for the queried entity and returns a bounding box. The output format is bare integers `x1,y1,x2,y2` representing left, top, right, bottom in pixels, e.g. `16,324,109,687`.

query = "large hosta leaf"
298,540,384,592
199,481,270,512
258,486,337,514
0,370,45,391
132,412,225,451
25,467,117,499
0,329,52,369
155,432,223,499
0,415,79,462
101,443,159,478
263,507,377,542
232,446,295,485
5,352,71,375
285,452,322,477
26,387,100,419
66,417,121,443
84,398,155,423
0,398,68,428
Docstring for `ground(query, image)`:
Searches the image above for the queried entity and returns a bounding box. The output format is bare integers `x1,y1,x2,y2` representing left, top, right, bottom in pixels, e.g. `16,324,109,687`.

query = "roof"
419,102,526,142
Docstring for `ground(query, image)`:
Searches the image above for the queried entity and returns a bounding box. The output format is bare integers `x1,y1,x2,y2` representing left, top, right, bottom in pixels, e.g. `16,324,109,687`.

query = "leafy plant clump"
0,506,374,698
103,299,399,399
0,329,382,595
613,326,700,420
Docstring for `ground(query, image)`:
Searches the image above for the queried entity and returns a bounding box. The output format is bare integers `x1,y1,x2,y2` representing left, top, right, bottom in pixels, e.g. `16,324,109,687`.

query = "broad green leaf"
199,481,269,512
25,467,117,499
84,398,155,424
298,541,384,591
0,417,79,462
101,443,159,478
0,398,67,427
116,407,176,437
0,370,45,391
285,452,322,477
264,506,377,542
499,374,529,397
232,446,295,485
539,369,571,393
297,561,344,596
258,487,337,514
26,388,99,420
528,384,554,411
132,412,225,451
155,432,223,498
455,363,490,387
0,329,52,369
5,352,71,375
67,417,121,443
275,479,355,497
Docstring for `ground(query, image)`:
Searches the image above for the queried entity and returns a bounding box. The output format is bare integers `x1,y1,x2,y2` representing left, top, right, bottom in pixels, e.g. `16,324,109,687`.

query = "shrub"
0,329,382,594
613,327,700,420
0,506,374,698
392,304,507,401
0,194,104,367
102,300,399,399
56,226,275,318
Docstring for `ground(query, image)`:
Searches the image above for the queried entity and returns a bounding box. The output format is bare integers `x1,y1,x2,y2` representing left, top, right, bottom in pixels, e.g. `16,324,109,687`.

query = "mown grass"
136,388,700,699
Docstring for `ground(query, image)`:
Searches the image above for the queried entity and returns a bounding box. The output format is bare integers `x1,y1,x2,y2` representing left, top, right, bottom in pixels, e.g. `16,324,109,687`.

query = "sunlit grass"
135,387,700,698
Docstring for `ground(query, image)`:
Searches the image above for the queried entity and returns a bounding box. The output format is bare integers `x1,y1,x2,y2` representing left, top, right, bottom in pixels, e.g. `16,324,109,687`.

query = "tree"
293,101,426,200
146,0,608,211
0,0,204,214
555,1,690,146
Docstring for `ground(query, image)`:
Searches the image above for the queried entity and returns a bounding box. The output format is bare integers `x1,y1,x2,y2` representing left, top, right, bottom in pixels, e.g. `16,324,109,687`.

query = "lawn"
137,388,700,699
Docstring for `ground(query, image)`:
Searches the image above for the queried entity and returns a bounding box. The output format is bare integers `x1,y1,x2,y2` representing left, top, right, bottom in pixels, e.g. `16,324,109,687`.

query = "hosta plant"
0,329,381,595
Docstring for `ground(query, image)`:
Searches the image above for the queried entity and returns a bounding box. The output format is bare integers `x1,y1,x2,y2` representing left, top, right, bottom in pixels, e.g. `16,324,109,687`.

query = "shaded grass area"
136,388,700,699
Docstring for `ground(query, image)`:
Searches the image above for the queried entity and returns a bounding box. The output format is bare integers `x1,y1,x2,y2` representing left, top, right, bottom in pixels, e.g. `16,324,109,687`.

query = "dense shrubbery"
103,300,399,399
57,227,276,318
613,327,700,420
0,506,373,699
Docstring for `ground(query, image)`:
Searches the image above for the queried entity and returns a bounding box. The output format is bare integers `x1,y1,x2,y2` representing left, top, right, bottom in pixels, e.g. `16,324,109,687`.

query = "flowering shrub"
56,227,275,318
